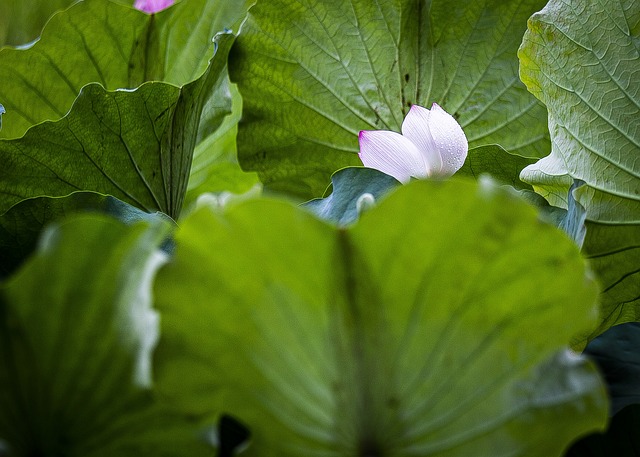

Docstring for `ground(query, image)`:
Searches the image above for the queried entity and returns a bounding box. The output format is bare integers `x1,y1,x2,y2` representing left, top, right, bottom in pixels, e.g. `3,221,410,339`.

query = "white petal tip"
426,104,468,177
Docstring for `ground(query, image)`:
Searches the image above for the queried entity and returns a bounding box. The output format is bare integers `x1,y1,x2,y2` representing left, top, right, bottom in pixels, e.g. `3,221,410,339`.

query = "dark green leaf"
0,191,174,279
0,32,235,219
457,145,536,190
230,0,550,198
565,404,640,457
583,223,640,339
0,215,213,456
583,323,640,416
523,186,638,344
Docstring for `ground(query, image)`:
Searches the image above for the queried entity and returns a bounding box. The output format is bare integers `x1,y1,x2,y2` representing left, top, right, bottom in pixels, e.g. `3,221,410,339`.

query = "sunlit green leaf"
185,82,259,208
230,0,550,198
155,179,606,456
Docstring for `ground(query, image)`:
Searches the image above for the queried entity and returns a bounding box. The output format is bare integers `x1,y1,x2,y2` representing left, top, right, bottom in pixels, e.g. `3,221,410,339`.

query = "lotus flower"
134,0,174,13
358,103,468,183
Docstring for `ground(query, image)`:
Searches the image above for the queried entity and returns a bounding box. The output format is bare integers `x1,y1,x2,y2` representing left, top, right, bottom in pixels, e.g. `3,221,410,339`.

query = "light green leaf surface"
155,179,606,456
518,0,640,338
0,0,74,47
185,82,259,208
0,215,212,456
0,191,174,279
0,33,234,219
230,0,550,198
0,0,250,139
518,0,640,224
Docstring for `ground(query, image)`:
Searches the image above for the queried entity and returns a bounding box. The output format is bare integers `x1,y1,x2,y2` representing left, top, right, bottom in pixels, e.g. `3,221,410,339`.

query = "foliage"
519,0,640,338
0,0,75,46
155,179,605,456
0,0,638,455
0,215,214,456
230,0,551,198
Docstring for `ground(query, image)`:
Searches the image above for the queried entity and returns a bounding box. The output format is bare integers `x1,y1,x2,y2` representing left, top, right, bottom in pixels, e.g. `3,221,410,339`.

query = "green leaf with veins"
583,222,640,339
229,0,550,198
0,0,251,139
518,0,640,339
457,145,536,190
155,179,606,457
0,32,234,219
0,215,214,457
518,0,640,224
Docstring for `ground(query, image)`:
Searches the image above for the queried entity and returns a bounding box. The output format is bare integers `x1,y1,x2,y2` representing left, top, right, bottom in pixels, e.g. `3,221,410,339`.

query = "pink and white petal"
134,0,174,13
401,104,442,175
427,103,468,177
358,130,427,183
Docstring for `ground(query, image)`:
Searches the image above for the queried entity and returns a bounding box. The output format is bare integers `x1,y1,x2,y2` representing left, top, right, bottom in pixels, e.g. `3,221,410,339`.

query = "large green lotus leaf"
518,0,640,340
0,215,213,456
229,0,550,198
0,0,250,139
0,0,74,47
0,32,234,219
518,0,640,224
582,222,640,338
0,191,174,279
154,179,606,456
